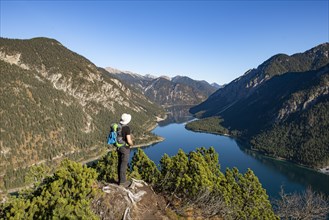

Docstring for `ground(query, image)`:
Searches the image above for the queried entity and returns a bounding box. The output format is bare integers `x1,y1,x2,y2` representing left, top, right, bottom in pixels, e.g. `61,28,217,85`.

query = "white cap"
120,113,131,125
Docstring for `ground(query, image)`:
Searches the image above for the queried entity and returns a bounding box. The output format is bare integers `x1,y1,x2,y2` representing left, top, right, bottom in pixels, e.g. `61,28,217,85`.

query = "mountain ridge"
105,67,217,107
190,43,329,168
191,43,329,117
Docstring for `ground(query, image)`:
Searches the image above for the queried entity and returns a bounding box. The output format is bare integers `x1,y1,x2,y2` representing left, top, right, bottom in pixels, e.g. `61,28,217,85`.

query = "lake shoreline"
185,126,329,176
132,136,165,149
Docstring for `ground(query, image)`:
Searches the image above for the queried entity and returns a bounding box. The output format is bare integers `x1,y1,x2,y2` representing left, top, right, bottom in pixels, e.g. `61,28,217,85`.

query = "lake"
131,121,329,200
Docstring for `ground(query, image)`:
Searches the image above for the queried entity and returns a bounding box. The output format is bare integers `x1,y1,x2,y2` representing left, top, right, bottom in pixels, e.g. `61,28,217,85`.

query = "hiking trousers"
117,146,130,184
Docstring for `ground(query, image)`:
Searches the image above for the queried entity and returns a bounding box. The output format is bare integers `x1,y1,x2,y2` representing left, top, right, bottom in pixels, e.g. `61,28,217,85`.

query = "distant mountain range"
190,43,329,168
211,82,222,89
0,37,165,189
105,67,217,107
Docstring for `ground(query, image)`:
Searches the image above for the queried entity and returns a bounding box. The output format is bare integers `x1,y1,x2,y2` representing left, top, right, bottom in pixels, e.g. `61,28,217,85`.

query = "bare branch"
275,187,329,220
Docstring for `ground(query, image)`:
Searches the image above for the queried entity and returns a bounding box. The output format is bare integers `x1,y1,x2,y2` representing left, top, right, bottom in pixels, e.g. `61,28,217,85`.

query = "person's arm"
126,134,133,146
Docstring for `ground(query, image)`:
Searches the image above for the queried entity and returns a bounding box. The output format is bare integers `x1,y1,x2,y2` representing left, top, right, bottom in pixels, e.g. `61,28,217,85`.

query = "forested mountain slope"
0,37,164,190
190,43,329,168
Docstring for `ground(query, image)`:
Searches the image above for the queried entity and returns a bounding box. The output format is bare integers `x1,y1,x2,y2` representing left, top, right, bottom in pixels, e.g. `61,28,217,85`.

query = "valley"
1,37,328,195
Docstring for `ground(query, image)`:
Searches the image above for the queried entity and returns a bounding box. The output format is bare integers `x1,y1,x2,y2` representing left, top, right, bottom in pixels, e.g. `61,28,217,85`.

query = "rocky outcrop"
91,179,169,220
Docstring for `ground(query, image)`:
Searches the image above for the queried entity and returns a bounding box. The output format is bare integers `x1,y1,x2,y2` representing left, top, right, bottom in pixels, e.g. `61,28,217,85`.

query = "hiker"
117,113,133,187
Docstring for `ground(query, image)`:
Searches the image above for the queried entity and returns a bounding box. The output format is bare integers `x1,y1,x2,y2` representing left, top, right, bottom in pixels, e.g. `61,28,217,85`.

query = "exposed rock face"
277,67,329,121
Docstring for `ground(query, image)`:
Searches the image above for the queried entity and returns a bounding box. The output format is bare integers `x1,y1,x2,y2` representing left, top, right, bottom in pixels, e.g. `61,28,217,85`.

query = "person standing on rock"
117,113,133,188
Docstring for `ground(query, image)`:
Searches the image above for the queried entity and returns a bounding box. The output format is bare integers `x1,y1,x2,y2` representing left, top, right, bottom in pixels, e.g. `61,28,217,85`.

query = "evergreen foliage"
185,116,229,135
1,159,98,219
251,95,329,167
130,148,160,184
221,168,277,219
92,147,278,218
1,148,280,219
155,147,277,219
94,149,119,183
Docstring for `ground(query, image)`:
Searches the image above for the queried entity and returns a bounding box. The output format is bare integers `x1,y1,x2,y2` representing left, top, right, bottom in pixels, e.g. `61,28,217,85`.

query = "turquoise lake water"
131,122,329,199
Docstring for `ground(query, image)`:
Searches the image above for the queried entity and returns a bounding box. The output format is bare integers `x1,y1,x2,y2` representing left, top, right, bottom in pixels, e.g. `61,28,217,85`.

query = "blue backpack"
107,123,126,147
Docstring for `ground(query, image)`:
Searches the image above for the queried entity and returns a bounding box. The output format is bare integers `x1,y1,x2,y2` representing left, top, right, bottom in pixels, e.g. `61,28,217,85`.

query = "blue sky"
1,0,328,85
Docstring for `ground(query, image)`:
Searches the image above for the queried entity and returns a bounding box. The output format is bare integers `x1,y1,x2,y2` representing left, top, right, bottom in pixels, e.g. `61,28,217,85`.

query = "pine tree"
95,150,118,183
1,159,99,219
130,148,160,184
220,168,278,219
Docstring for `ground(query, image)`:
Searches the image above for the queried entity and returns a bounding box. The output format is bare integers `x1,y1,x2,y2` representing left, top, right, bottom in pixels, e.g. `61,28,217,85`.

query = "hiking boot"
119,180,131,188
